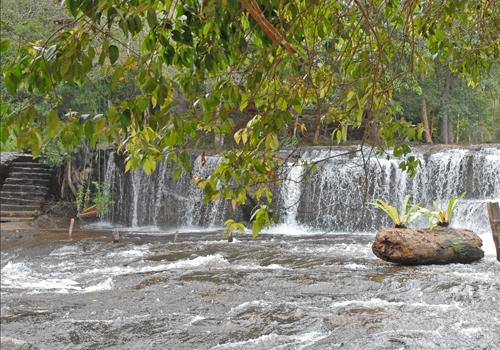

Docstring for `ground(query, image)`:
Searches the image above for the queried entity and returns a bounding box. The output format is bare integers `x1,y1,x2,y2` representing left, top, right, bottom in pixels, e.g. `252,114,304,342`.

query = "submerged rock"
372,227,484,265
0,337,36,350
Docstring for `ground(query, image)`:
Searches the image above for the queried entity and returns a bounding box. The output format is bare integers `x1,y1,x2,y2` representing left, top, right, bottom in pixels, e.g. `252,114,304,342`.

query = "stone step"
11,155,35,162
1,184,48,194
11,162,50,169
0,211,34,218
9,164,52,174
0,216,34,222
0,191,46,200
9,171,52,179
0,204,40,211
0,197,44,206
4,177,50,186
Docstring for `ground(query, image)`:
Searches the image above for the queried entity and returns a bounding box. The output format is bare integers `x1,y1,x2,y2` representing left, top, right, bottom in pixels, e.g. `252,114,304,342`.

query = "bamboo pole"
486,202,500,262
81,205,96,214
68,218,75,238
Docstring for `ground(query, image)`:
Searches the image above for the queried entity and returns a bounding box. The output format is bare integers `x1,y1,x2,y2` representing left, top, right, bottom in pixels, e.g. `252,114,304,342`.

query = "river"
1,145,500,349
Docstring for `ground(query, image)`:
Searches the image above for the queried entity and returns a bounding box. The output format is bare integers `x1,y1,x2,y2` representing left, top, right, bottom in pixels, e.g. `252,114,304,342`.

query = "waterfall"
104,153,236,228
281,164,305,226
103,146,500,240
103,152,115,199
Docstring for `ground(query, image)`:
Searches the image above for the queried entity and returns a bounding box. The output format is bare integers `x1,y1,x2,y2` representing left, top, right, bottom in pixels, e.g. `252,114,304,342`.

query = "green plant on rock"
368,195,421,229
421,193,466,228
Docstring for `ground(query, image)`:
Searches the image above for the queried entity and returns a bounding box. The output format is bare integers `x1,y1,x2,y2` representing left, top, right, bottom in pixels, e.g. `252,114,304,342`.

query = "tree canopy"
1,0,498,234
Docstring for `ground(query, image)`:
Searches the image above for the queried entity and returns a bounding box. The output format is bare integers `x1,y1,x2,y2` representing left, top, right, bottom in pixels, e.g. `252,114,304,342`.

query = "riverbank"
0,199,108,252
0,221,109,253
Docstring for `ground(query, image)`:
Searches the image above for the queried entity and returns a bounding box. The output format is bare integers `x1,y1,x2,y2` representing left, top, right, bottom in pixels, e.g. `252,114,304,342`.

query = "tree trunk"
372,227,484,265
441,70,453,144
362,109,380,145
441,117,448,144
313,104,322,144
293,111,300,138
420,96,433,143
66,159,77,198
448,115,454,144
430,109,436,139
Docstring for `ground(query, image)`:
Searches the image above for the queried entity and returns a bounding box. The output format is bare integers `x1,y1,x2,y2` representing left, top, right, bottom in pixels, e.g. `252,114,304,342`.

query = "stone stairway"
0,155,53,222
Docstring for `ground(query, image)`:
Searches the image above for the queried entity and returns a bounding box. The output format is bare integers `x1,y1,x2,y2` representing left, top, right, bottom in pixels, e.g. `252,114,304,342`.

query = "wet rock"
372,227,484,265
0,337,36,350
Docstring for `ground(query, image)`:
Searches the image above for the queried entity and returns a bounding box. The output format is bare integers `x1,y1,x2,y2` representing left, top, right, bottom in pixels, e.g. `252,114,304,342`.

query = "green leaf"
47,110,62,138
252,218,263,238
0,39,10,53
66,0,79,17
4,72,18,95
146,8,158,28
266,133,279,150
108,45,119,64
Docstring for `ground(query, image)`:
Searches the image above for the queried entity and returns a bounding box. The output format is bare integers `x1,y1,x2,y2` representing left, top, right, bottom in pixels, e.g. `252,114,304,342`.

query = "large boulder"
372,227,484,265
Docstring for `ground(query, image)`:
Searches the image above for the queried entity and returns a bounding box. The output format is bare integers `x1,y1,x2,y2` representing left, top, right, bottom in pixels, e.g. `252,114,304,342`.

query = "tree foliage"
1,0,498,234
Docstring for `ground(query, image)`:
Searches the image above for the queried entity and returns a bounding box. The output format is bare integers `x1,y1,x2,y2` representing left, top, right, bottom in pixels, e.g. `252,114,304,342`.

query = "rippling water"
1,229,499,349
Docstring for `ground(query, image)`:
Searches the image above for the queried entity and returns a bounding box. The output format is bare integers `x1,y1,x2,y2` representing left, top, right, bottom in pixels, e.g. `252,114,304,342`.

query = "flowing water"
1,145,500,349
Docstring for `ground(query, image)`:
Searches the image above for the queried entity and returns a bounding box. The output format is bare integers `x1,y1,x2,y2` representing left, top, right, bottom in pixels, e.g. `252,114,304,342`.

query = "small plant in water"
92,181,113,217
368,195,421,228
421,193,465,228
75,186,90,214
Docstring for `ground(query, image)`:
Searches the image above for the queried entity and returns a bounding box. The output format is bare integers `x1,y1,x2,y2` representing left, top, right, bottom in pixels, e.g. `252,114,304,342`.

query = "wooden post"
486,202,500,262
68,218,75,238
112,230,120,243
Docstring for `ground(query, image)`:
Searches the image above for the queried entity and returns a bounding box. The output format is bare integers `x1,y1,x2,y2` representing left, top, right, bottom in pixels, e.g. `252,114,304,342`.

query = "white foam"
343,263,369,270
1,262,115,294
1,262,80,293
83,222,224,236
49,245,81,256
187,315,206,326
84,254,230,276
168,254,230,269
106,245,151,258
83,278,114,292
263,224,324,236
459,327,483,337
290,243,374,258
228,300,270,315
210,331,329,349
331,298,457,311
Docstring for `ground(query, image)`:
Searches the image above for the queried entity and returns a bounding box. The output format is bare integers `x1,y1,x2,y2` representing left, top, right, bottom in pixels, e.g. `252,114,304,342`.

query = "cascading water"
3,146,500,349
104,154,234,228
281,164,305,226
103,145,500,249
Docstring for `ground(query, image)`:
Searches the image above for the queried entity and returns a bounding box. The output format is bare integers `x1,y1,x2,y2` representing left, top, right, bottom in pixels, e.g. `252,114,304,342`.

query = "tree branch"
240,0,296,54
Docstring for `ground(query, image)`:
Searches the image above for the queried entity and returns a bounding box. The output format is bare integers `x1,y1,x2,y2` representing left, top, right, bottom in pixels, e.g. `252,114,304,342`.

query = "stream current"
1,229,499,349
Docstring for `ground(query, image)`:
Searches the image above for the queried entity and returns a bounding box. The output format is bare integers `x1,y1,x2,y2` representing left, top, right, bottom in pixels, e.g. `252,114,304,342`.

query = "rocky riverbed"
1,227,499,349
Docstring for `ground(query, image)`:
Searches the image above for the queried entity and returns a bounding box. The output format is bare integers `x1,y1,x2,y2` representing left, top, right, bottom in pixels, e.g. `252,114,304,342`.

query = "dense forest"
1,0,499,232
1,0,498,155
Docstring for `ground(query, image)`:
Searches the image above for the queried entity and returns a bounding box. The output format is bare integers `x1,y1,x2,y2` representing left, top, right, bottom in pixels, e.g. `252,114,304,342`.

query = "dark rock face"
372,227,484,265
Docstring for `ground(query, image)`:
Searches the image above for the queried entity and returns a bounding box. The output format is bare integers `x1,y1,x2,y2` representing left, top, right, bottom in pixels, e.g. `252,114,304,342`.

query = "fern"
368,195,421,228
422,193,466,227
